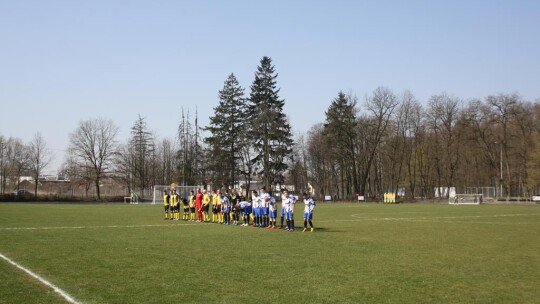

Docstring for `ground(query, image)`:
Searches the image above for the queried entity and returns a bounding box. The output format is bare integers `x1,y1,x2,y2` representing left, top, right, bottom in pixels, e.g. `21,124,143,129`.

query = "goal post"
449,194,483,205
152,185,200,205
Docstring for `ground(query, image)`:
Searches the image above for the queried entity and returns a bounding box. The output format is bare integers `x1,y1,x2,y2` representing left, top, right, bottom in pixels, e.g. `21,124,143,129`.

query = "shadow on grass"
290,227,339,233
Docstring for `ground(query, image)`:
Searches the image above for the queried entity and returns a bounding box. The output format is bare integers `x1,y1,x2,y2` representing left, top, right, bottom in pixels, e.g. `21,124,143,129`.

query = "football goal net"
449,194,483,205
152,185,200,205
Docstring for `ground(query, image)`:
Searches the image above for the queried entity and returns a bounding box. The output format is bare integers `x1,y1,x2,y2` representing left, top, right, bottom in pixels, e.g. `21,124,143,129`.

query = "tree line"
299,90,540,200
1,56,539,200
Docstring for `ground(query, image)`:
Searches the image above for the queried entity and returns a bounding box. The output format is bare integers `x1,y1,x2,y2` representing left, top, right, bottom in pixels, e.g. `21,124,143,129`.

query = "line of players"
163,187,316,232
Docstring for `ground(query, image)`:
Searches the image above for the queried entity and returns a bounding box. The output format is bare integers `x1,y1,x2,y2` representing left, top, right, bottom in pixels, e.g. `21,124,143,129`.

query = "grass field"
0,202,539,304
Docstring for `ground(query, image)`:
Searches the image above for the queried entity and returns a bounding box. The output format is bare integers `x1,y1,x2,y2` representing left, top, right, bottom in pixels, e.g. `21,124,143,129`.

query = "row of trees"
293,90,540,199
0,133,52,196
2,56,539,200
57,57,294,200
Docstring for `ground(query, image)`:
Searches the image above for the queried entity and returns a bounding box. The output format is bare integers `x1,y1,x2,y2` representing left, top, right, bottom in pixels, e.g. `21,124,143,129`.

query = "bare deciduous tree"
68,118,119,200
426,93,461,197
362,87,399,197
3,137,29,192
155,138,177,186
28,132,52,196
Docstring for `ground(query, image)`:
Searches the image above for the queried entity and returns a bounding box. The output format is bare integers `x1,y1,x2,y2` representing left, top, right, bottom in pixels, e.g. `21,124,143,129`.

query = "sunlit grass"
0,202,539,303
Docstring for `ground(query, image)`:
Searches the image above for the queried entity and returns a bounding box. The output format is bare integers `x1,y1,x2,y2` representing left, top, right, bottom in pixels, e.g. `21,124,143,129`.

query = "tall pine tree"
205,73,248,188
324,92,360,196
249,56,294,188
130,114,154,196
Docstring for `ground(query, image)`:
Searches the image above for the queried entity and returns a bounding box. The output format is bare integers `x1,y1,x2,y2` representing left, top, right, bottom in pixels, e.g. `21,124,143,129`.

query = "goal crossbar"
152,185,200,204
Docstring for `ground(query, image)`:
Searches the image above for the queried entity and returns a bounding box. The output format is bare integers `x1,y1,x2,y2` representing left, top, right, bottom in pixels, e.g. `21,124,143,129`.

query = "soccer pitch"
0,203,539,304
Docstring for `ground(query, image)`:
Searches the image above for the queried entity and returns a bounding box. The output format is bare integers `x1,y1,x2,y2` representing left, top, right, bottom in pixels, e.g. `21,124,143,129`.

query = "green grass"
0,202,539,304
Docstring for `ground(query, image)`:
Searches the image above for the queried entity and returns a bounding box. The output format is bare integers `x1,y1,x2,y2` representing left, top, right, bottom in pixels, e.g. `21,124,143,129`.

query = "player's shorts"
261,207,268,216
304,212,313,220
183,207,189,212
215,205,222,213
190,207,196,213
286,210,293,220
269,210,277,219
253,207,261,217
244,206,252,215
203,205,209,212
164,205,170,212
281,206,286,215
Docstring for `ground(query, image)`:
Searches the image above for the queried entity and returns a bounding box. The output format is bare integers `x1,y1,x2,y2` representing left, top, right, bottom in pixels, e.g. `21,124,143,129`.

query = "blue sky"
1,0,539,173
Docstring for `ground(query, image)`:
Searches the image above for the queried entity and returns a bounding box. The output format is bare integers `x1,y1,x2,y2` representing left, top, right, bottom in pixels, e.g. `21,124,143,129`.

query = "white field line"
350,213,540,220
396,220,536,225
316,213,540,224
320,219,536,225
0,223,199,231
0,214,538,230
0,253,81,304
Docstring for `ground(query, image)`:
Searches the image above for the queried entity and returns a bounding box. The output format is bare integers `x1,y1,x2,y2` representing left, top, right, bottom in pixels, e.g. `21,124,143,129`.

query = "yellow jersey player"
202,190,211,222
212,190,220,223
169,190,174,220
188,190,196,221
230,189,240,225
216,189,224,224
175,190,181,220
174,190,181,220
163,190,170,220
182,194,189,220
